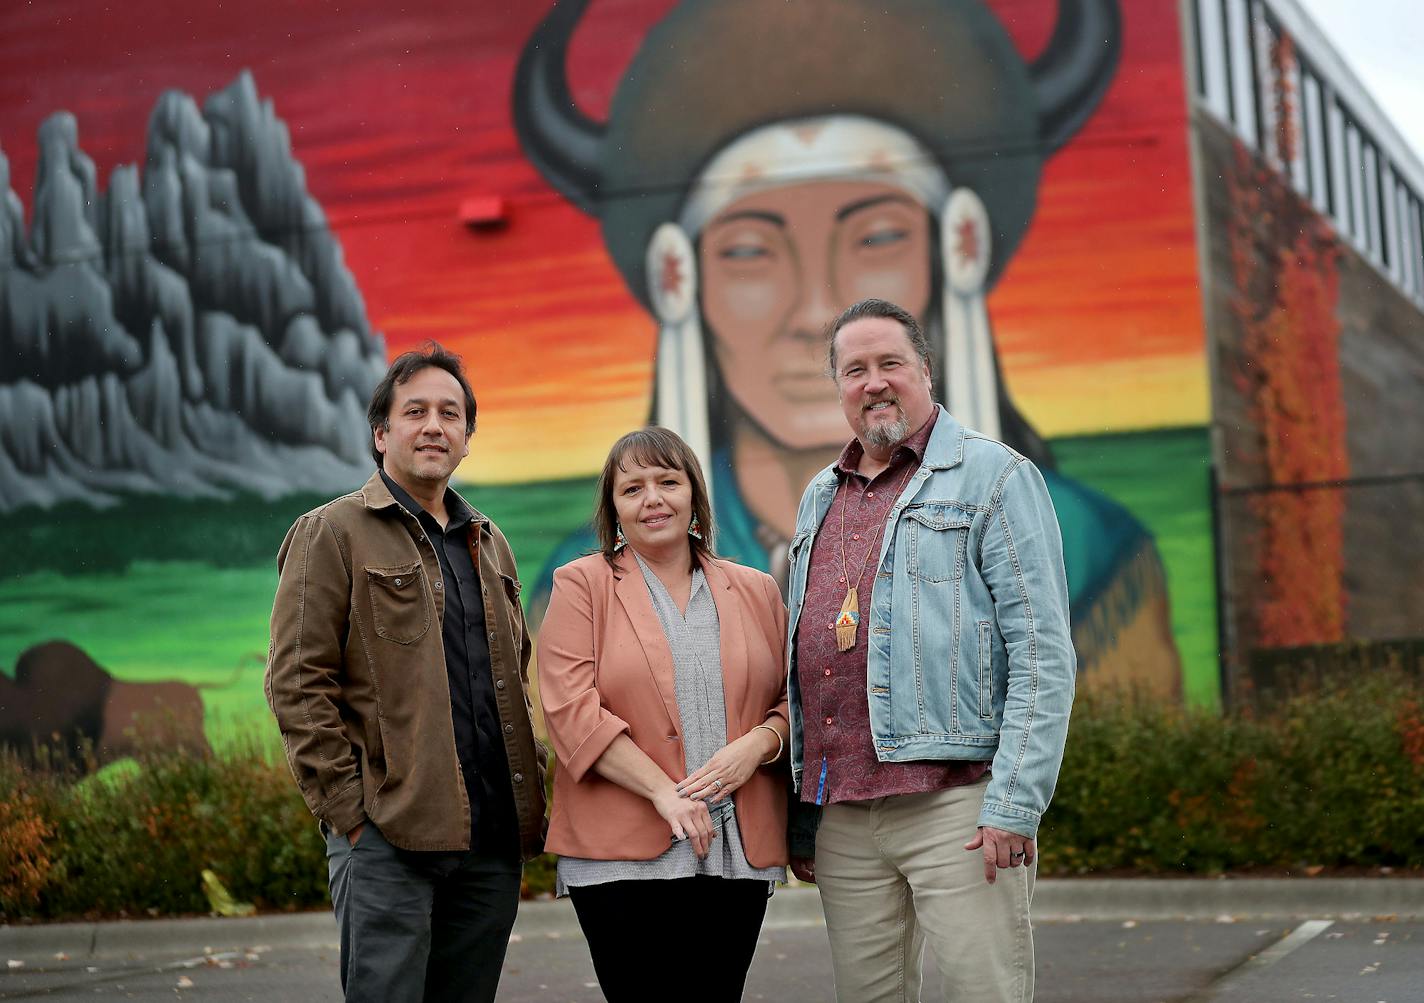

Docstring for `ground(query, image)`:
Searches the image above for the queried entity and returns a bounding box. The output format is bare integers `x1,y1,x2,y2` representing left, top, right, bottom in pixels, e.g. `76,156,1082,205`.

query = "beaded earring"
614,524,628,551
688,516,703,540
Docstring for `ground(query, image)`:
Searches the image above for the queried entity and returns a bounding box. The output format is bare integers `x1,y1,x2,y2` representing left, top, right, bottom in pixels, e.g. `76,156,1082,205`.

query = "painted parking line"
1190,919,1335,1001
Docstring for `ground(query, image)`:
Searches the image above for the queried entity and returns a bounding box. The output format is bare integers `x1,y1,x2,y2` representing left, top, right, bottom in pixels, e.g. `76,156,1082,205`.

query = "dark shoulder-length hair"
593,427,716,573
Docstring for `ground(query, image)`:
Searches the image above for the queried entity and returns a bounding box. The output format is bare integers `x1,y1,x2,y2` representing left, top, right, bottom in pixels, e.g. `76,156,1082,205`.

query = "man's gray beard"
863,413,911,450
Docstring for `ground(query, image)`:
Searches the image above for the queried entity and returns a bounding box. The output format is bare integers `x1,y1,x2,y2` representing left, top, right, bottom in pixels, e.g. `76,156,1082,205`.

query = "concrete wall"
1194,110,1424,698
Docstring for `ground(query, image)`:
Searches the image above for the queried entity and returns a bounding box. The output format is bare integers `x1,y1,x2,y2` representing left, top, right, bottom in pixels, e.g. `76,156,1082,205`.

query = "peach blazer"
537,552,790,867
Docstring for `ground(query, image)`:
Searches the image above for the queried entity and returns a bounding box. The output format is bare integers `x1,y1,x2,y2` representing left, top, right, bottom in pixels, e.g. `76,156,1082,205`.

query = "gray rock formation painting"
0,70,386,511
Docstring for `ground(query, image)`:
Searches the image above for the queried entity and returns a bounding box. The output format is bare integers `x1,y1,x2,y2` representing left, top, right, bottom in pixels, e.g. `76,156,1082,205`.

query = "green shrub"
1041,671,1424,874
5,672,1423,919
0,739,327,921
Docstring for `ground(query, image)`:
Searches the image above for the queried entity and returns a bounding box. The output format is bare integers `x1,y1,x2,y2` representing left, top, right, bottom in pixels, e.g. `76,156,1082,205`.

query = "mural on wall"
0,0,1219,761
0,72,385,512
513,0,1190,699
0,72,384,760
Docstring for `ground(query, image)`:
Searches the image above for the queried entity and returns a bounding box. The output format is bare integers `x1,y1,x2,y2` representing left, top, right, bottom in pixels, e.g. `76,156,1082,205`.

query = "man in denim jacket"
786,298,1075,1002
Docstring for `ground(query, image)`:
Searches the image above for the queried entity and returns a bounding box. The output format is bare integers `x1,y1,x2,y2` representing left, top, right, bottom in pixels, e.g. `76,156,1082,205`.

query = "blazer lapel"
704,560,749,737
614,567,681,735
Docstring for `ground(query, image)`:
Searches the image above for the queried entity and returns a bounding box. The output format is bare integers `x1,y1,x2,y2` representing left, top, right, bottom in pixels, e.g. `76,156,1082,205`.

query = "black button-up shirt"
380,470,517,857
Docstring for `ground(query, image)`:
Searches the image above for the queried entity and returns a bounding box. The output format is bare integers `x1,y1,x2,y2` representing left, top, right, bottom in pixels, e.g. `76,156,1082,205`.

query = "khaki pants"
814,779,1035,1003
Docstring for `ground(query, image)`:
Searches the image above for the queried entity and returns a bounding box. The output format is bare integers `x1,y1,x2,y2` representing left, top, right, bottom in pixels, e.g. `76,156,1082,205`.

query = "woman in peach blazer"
538,427,789,1002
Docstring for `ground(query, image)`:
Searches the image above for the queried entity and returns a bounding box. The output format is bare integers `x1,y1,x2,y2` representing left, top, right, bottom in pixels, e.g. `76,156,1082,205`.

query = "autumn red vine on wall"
1226,31,1349,649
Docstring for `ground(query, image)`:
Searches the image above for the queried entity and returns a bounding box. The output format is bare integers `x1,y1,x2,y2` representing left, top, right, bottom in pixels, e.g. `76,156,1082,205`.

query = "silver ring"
1010,850,1025,859
712,779,723,790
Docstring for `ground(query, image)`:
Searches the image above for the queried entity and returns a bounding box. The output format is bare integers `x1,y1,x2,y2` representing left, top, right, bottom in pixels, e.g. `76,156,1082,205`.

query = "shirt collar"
379,469,474,532
834,409,939,477
631,547,706,601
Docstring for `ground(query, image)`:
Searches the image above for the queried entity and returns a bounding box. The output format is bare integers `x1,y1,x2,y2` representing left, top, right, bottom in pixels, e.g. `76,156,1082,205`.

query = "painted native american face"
698,179,934,450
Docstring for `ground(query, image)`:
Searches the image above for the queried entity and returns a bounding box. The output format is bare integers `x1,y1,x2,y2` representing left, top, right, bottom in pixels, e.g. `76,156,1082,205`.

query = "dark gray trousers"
324,821,521,1003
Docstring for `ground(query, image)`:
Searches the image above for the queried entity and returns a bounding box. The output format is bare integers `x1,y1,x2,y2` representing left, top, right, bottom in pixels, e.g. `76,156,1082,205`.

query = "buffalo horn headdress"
514,0,1120,463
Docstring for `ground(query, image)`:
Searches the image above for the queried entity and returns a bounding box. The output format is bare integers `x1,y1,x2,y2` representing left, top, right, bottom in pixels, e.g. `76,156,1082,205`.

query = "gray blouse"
556,553,785,893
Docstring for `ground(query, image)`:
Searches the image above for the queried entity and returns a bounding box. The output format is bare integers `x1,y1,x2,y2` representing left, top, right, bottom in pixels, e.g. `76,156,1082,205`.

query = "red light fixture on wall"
459,196,507,229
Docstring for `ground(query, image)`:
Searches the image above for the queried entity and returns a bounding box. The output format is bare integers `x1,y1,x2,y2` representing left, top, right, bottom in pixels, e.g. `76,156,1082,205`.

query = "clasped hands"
652,729,777,859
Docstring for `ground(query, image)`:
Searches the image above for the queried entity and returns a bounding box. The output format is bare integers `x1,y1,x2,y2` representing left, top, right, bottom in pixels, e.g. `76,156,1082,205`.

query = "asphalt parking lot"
3,881,1421,1002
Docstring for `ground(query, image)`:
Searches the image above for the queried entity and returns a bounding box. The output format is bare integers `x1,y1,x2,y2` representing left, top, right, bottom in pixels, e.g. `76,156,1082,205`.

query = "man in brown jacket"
266,343,546,1003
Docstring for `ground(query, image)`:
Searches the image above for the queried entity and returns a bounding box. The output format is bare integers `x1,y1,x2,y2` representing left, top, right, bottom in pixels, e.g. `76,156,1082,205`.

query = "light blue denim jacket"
787,406,1076,838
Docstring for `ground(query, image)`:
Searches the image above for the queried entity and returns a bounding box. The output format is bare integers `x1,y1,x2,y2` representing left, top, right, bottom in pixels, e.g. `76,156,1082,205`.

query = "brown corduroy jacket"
266,471,548,858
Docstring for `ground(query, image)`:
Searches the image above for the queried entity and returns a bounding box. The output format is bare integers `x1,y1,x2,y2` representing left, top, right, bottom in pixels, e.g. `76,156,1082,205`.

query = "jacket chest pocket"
903,507,972,583
366,562,430,644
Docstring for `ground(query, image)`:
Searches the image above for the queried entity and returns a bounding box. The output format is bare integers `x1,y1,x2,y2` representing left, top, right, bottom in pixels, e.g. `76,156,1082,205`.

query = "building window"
1346,121,1367,247
1249,0,1272,156
1414,200,1424,300
1214,0,1424,303
1218,0,1236,126
1362,142,1383,263
1398,187,1418,295
1192,0,1209,102
1302,67,1329,213
1226,0,1258,145
1381,166,1400,277
1328,98,1350,234
1285,55,1308,195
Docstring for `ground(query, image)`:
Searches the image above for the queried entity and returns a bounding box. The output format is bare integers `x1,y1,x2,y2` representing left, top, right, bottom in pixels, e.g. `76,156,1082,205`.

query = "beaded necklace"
834,458,917,652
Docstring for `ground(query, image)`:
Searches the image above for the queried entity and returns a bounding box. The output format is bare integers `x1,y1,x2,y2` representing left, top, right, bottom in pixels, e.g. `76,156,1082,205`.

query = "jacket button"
504,723,514,734
393,578,402,586
434,581,443,591
495,679,506,690
512,772,524,783
489,631,498,644
824,717,833,726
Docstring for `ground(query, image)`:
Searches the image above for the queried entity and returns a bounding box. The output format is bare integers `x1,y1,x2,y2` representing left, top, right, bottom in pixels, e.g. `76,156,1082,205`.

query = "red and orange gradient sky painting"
1,0,1207,482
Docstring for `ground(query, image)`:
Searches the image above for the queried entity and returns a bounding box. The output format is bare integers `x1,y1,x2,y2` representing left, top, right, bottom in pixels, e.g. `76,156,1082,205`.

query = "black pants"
569,876,771,1002
323,821,521,1003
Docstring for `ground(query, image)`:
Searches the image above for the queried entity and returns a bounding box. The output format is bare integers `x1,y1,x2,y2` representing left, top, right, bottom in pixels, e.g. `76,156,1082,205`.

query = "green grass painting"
0,563,281,751
0,478,598,751
1053,426,1220,708
0,428,1221,749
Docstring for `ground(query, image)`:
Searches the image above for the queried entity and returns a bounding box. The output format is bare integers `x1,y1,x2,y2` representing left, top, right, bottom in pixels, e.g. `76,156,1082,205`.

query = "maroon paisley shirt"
797,411,990,805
